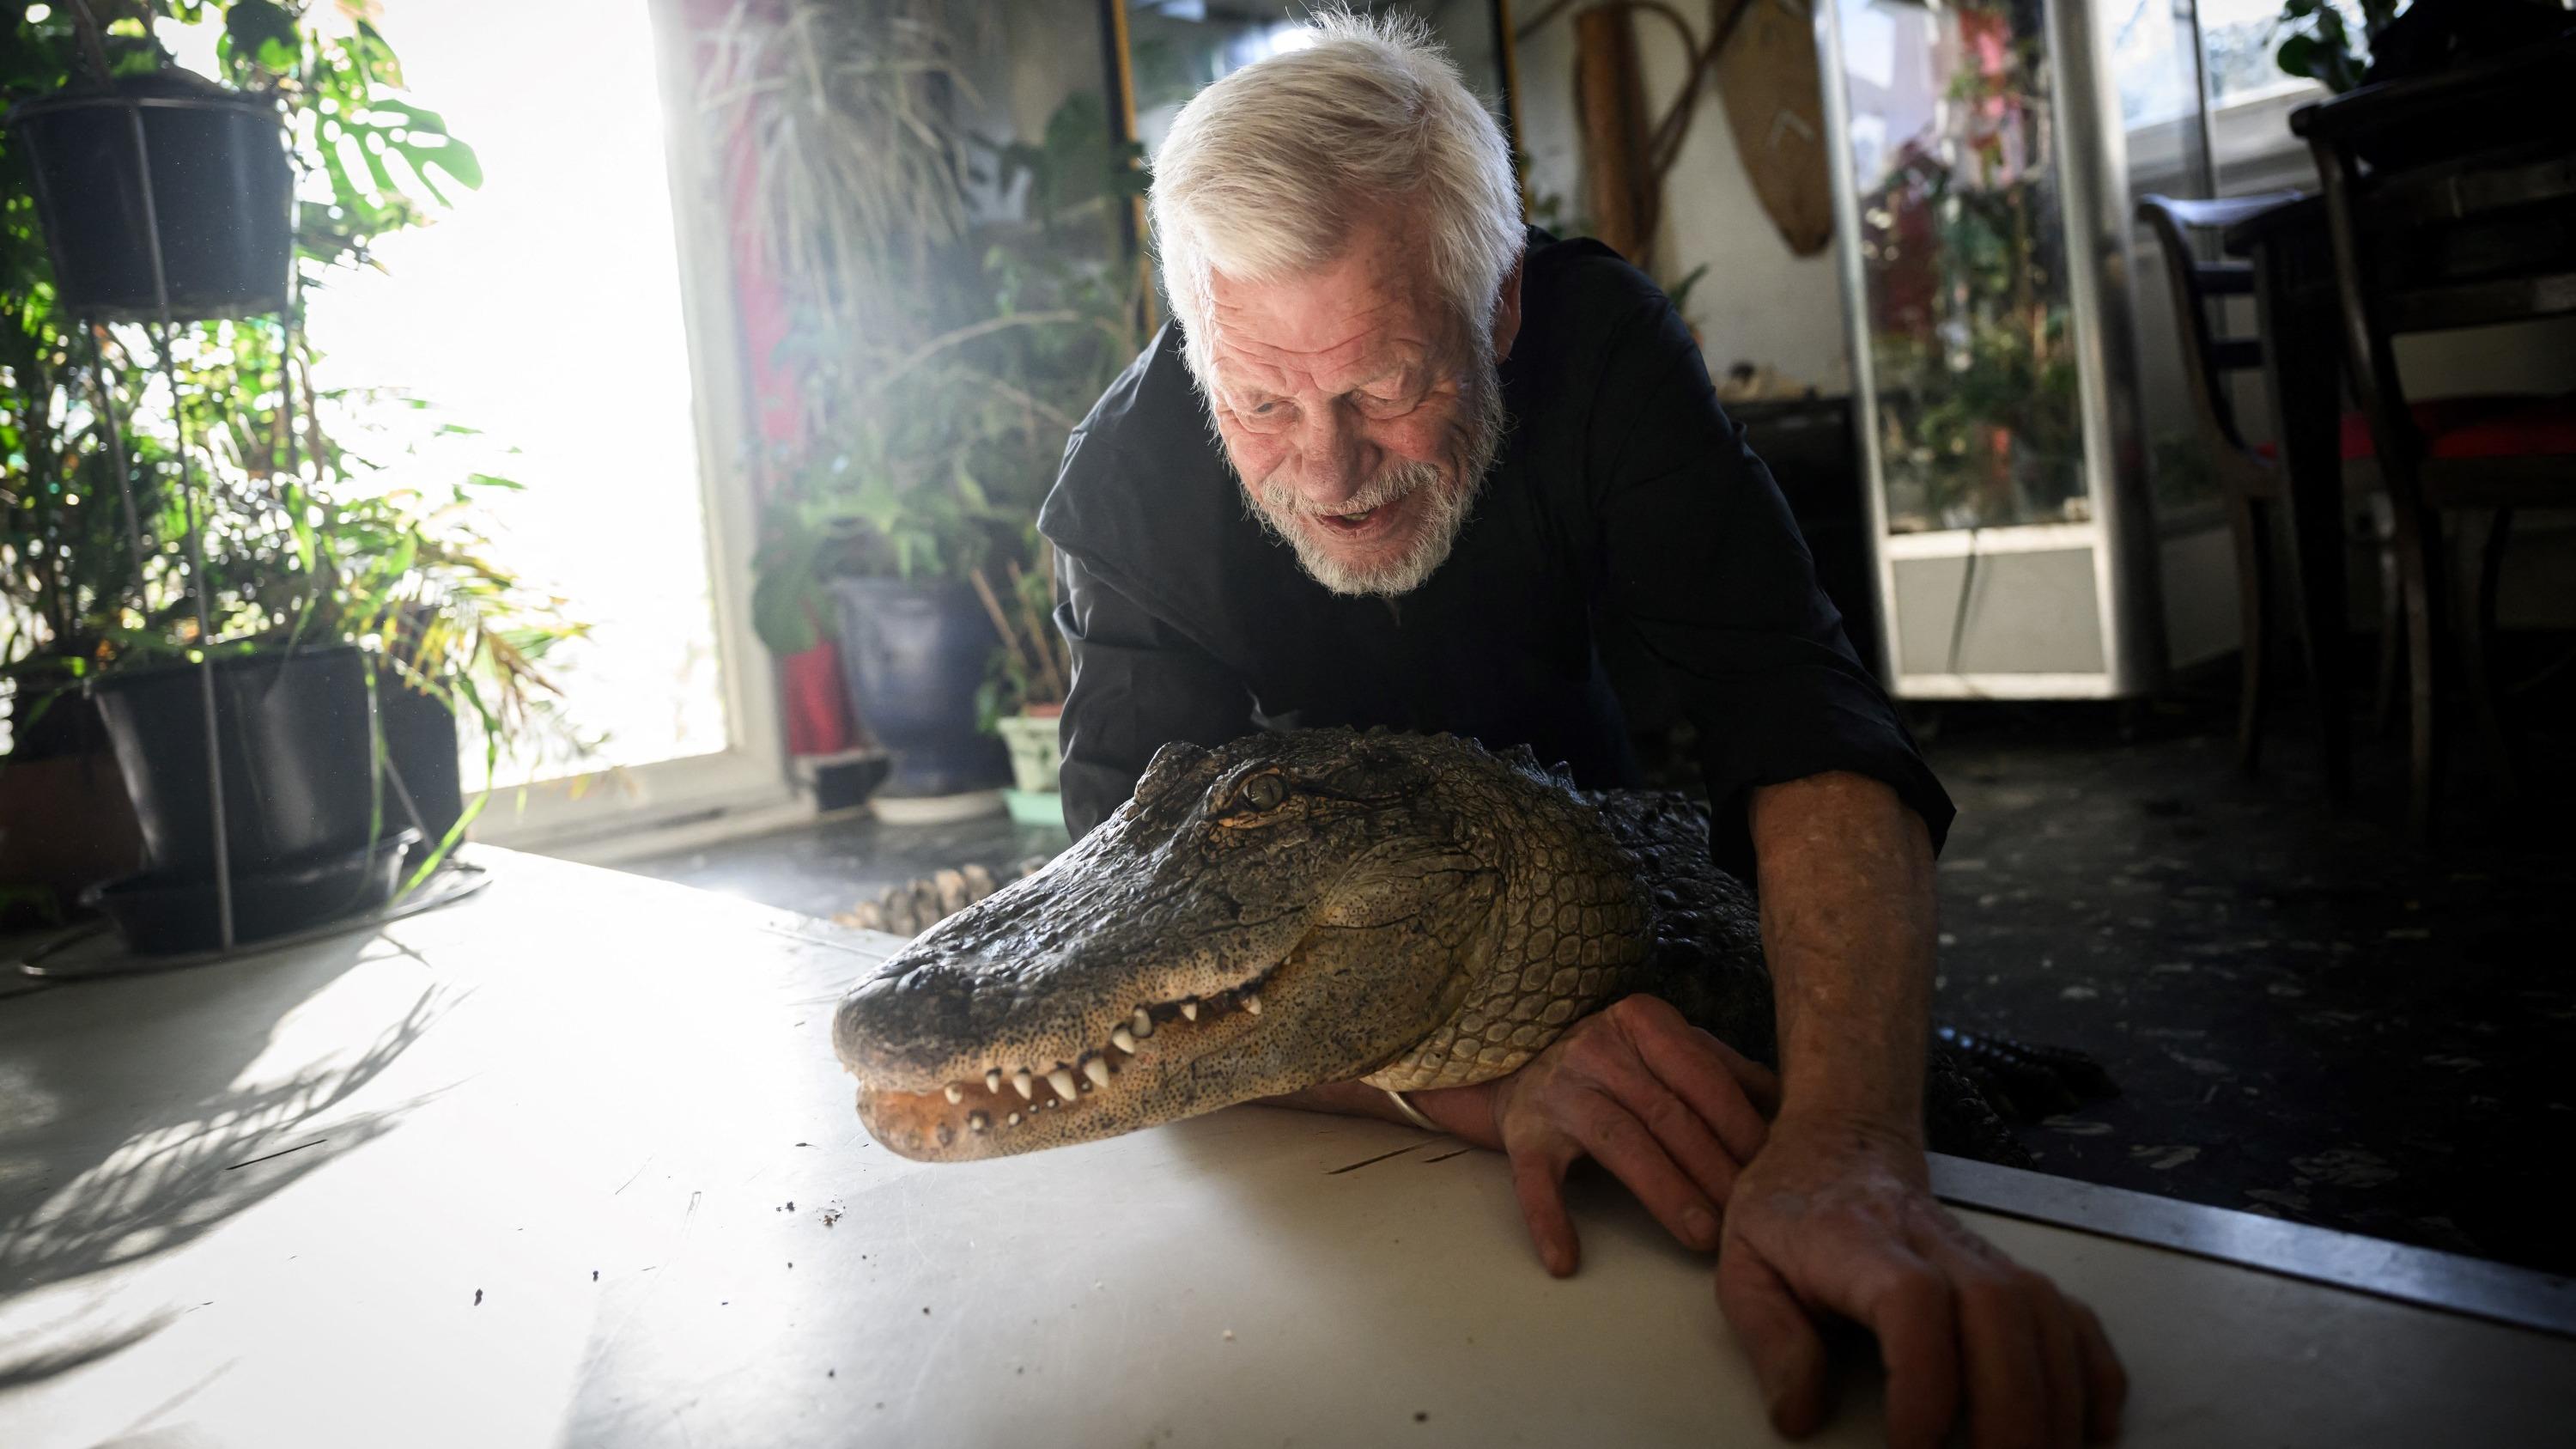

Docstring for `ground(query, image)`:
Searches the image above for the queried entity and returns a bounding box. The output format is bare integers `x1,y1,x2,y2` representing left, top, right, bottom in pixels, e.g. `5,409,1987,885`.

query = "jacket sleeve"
1052,546,1257,839
1583,296,1954,875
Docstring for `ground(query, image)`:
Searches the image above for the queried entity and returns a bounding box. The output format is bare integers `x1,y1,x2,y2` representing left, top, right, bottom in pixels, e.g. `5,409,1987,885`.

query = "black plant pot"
86,830,418,957
379,677,464,878
829,575,1010,799
83,644,406,954
5,70,293,320
88,644,384,880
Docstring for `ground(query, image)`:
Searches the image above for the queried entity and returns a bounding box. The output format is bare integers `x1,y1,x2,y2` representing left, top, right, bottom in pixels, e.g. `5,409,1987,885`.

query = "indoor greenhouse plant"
972,542,1068,825
0,0,580,946
705,0,1137,807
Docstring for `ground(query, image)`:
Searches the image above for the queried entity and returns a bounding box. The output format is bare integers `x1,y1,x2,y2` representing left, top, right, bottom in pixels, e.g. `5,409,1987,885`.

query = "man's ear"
1491,253,1526,363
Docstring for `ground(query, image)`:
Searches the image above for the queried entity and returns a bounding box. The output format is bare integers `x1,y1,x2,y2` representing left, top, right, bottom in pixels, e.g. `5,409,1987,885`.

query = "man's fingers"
2034,1281,2086,1448
1506,1139,1583,1276
1574,1037,1747,1215
1951,1265,2050,1449
1566,1093,1723,1251
1681,1022,1783,1122
1632,1084,1747,1215
1852,1261,1965,1449
2069,1298,2127,1444
1607,996,1775,1159
1716,1242,1829,1438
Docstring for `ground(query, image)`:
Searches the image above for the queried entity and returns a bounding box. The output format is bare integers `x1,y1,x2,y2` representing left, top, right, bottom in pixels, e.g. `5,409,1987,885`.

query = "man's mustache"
1251,460,1443,518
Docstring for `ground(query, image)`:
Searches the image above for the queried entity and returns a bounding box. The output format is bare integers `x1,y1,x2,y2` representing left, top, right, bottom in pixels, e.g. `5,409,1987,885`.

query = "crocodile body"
833,729,2038,1163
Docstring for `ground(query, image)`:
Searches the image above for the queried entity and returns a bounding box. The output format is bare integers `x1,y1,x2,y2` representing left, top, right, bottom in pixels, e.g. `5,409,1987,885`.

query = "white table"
2,849,2568,1447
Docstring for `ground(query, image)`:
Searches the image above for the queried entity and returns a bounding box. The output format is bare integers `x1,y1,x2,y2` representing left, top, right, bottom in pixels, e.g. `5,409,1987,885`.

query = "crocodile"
832,728,2093,1163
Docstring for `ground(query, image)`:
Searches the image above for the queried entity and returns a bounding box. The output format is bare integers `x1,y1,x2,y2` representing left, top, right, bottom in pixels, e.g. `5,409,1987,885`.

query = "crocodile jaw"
848,933,1393,1161
848,962,1267,1160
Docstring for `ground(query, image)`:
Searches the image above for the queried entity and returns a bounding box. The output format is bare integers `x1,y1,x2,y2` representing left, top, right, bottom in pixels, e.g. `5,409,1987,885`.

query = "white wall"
1515,9,1853,394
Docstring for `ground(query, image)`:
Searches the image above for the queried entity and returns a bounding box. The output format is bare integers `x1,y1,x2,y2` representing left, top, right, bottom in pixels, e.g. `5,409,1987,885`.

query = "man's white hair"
1148,8,1523,388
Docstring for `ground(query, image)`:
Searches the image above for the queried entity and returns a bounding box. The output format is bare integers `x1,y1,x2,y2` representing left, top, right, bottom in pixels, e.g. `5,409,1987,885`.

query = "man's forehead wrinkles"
1210,297,1402,362
1199,231,1447,404
1209,330,1428,400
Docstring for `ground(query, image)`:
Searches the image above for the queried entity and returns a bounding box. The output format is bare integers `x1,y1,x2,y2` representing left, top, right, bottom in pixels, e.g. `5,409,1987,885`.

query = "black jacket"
1036,230,1952,874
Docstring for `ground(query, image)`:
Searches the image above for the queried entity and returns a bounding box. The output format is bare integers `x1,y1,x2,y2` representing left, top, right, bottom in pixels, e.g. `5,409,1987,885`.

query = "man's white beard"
1236,356,1508,599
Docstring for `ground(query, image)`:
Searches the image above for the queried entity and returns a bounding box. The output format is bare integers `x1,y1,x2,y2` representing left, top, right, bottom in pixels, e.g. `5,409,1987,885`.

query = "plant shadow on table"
0,934,458,1392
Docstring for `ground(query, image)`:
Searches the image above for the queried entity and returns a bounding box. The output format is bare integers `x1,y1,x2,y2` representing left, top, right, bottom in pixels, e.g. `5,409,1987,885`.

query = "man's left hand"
1716,1111,2127,1449
1483,995,1780,1272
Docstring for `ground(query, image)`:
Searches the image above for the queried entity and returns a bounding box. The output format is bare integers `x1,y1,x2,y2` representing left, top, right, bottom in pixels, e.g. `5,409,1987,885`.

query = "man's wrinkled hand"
1715,1113,2127,1449
1467,994,1780,1272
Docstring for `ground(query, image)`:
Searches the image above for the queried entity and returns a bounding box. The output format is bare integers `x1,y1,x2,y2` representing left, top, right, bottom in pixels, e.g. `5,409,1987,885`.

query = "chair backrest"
2136,192,2301,465
2298,37,2576,464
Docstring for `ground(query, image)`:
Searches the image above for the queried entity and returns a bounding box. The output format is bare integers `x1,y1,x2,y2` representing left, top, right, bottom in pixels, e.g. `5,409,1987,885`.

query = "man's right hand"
1716,1110,2126,1447
1414,994,1780,1270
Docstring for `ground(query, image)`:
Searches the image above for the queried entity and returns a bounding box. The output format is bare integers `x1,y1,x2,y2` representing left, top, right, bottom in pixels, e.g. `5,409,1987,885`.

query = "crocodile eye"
1240,772,1288,812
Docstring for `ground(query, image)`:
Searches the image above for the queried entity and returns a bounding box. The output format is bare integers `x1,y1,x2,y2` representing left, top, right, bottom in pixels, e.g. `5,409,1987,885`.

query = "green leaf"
2275,33,2318,81
750,565,822,654
401,133,483,194
224,1,301,70
355,130,402,200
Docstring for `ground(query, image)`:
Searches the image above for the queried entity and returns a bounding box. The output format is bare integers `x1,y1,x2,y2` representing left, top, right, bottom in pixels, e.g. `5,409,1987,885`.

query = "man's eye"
1249,400,1279,416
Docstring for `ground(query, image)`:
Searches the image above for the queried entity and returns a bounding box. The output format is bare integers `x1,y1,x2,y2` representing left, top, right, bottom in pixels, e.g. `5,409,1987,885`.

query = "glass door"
1817,0,2167,697
1831,0,2087,536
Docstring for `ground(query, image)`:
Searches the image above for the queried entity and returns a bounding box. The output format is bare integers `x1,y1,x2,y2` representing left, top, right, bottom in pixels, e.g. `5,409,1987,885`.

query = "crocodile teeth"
966,1111,990,1133
1083,1056,1113,1088
1012,1069,1035,1099
1180,1002,1200,1022
1006,1111,1022,1126
1110,1026,1138,1054
1242,992,1262,1016
985,1068,1003,1093
1048,1067,1079,1101
1131,1008,1154,1038
944,1084,964,1104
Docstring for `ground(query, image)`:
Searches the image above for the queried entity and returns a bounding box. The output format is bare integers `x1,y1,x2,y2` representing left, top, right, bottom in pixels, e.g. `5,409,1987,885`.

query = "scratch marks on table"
1327,1142,1427,1175
613,1153,657,1196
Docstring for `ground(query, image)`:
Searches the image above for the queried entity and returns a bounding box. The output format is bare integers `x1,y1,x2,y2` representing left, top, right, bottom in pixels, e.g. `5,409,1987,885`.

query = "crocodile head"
831,729,1653,1161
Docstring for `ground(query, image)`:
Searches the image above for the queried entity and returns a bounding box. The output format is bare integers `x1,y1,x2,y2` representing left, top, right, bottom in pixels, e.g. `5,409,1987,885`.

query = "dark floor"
620,647,2576,1278
1920,682,2576,1279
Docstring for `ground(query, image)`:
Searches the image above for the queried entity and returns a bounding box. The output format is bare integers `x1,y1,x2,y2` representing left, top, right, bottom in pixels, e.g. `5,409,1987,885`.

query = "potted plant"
0,249,155,917
1,2,577,950
705,0,1137,813
971,539,1069,825
5,0,297,320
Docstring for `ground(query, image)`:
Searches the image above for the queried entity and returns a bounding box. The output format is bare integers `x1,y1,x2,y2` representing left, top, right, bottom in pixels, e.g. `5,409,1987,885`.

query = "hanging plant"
2,2,584,930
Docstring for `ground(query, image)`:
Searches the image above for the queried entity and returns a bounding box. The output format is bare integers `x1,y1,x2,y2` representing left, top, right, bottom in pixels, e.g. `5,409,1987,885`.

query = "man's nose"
1289,401,1379,505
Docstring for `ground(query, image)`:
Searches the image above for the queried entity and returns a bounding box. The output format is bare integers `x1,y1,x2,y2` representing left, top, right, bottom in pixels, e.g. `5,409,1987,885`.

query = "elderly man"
1036,15,2123,1449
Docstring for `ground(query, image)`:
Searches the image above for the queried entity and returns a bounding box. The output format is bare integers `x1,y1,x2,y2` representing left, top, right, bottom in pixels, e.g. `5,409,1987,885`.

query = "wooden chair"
2136,192,2336,783
2298,38,2576,841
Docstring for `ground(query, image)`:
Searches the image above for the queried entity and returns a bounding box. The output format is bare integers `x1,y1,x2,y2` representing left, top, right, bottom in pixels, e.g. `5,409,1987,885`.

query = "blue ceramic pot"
829,576,1010,798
